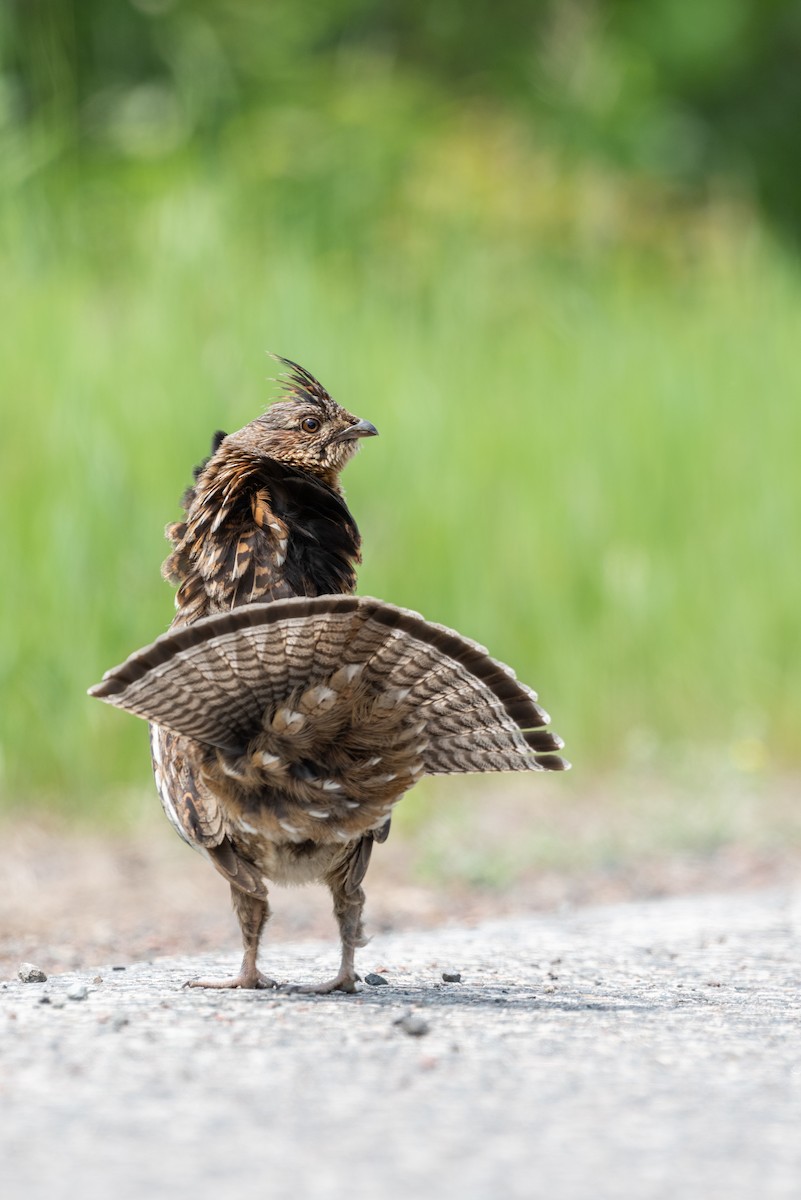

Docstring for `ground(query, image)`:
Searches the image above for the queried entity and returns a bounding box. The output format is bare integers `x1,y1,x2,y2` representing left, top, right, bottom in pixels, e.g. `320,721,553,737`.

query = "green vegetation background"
1,3,799,851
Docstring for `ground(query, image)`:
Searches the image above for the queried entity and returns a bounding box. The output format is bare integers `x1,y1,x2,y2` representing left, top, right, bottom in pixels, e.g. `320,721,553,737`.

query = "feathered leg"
293,847,370,994
185,885,278,990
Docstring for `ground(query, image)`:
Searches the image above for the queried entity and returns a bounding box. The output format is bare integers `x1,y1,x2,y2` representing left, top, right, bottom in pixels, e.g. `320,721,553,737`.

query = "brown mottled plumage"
90,357,568,993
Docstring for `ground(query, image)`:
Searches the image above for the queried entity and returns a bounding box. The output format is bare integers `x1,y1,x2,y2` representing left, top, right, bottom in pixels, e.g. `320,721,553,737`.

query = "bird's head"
229,357,378,488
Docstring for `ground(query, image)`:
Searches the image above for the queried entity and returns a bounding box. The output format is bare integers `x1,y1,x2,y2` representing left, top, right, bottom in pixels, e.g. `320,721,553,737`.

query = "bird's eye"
301,417,320,433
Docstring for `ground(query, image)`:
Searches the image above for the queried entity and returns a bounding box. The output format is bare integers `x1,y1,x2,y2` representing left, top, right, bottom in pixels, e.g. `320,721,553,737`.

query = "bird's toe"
183,970,279,991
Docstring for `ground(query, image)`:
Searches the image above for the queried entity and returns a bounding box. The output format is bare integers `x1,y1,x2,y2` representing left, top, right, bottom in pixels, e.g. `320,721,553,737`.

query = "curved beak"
338,418,379,442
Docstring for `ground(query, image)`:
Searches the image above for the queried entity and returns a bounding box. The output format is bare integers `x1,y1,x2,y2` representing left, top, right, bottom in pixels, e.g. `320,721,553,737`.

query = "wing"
150,724,268,898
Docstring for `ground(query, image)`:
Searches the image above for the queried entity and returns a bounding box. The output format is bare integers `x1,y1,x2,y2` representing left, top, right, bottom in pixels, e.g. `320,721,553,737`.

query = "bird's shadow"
166,968,691,1015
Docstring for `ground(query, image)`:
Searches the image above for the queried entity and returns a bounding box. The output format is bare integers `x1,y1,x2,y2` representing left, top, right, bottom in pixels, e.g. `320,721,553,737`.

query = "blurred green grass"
1,154,799,823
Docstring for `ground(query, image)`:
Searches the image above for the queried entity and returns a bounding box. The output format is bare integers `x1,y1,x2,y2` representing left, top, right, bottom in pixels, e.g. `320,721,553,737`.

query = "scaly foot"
289,971,361,995
183,969,279,991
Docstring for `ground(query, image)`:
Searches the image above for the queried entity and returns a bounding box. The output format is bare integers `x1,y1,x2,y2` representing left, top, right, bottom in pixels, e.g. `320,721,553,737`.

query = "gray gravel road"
2,887,800,1199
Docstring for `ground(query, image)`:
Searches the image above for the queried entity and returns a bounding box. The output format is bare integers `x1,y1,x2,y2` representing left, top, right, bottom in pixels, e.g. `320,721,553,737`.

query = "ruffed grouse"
90,358,568,992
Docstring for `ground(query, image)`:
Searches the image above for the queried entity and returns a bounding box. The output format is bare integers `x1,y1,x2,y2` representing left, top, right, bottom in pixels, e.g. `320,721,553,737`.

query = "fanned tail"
89,595,569,841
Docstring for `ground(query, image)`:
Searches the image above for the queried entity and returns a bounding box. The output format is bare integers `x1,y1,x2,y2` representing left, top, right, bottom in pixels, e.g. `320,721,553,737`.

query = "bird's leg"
185,885,278,990
293,877,368,995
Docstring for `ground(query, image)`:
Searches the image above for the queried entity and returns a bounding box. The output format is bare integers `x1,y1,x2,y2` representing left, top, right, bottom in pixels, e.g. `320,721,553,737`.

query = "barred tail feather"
89,595,570,778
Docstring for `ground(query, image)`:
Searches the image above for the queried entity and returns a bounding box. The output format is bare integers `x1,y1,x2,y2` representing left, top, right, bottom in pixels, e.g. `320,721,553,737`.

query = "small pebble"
442,972,462,983
365,973,388,987
112,1015,129,1031
67,983,89,1001
394,1011,430,1037
112,965,126,972
19,963,47,984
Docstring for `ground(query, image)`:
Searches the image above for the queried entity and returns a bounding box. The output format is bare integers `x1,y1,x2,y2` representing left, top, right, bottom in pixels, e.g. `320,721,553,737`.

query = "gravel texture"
1,887,800,1199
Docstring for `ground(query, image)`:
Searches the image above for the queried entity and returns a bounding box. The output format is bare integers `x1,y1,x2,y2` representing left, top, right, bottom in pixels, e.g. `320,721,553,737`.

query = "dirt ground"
2,809,799,980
